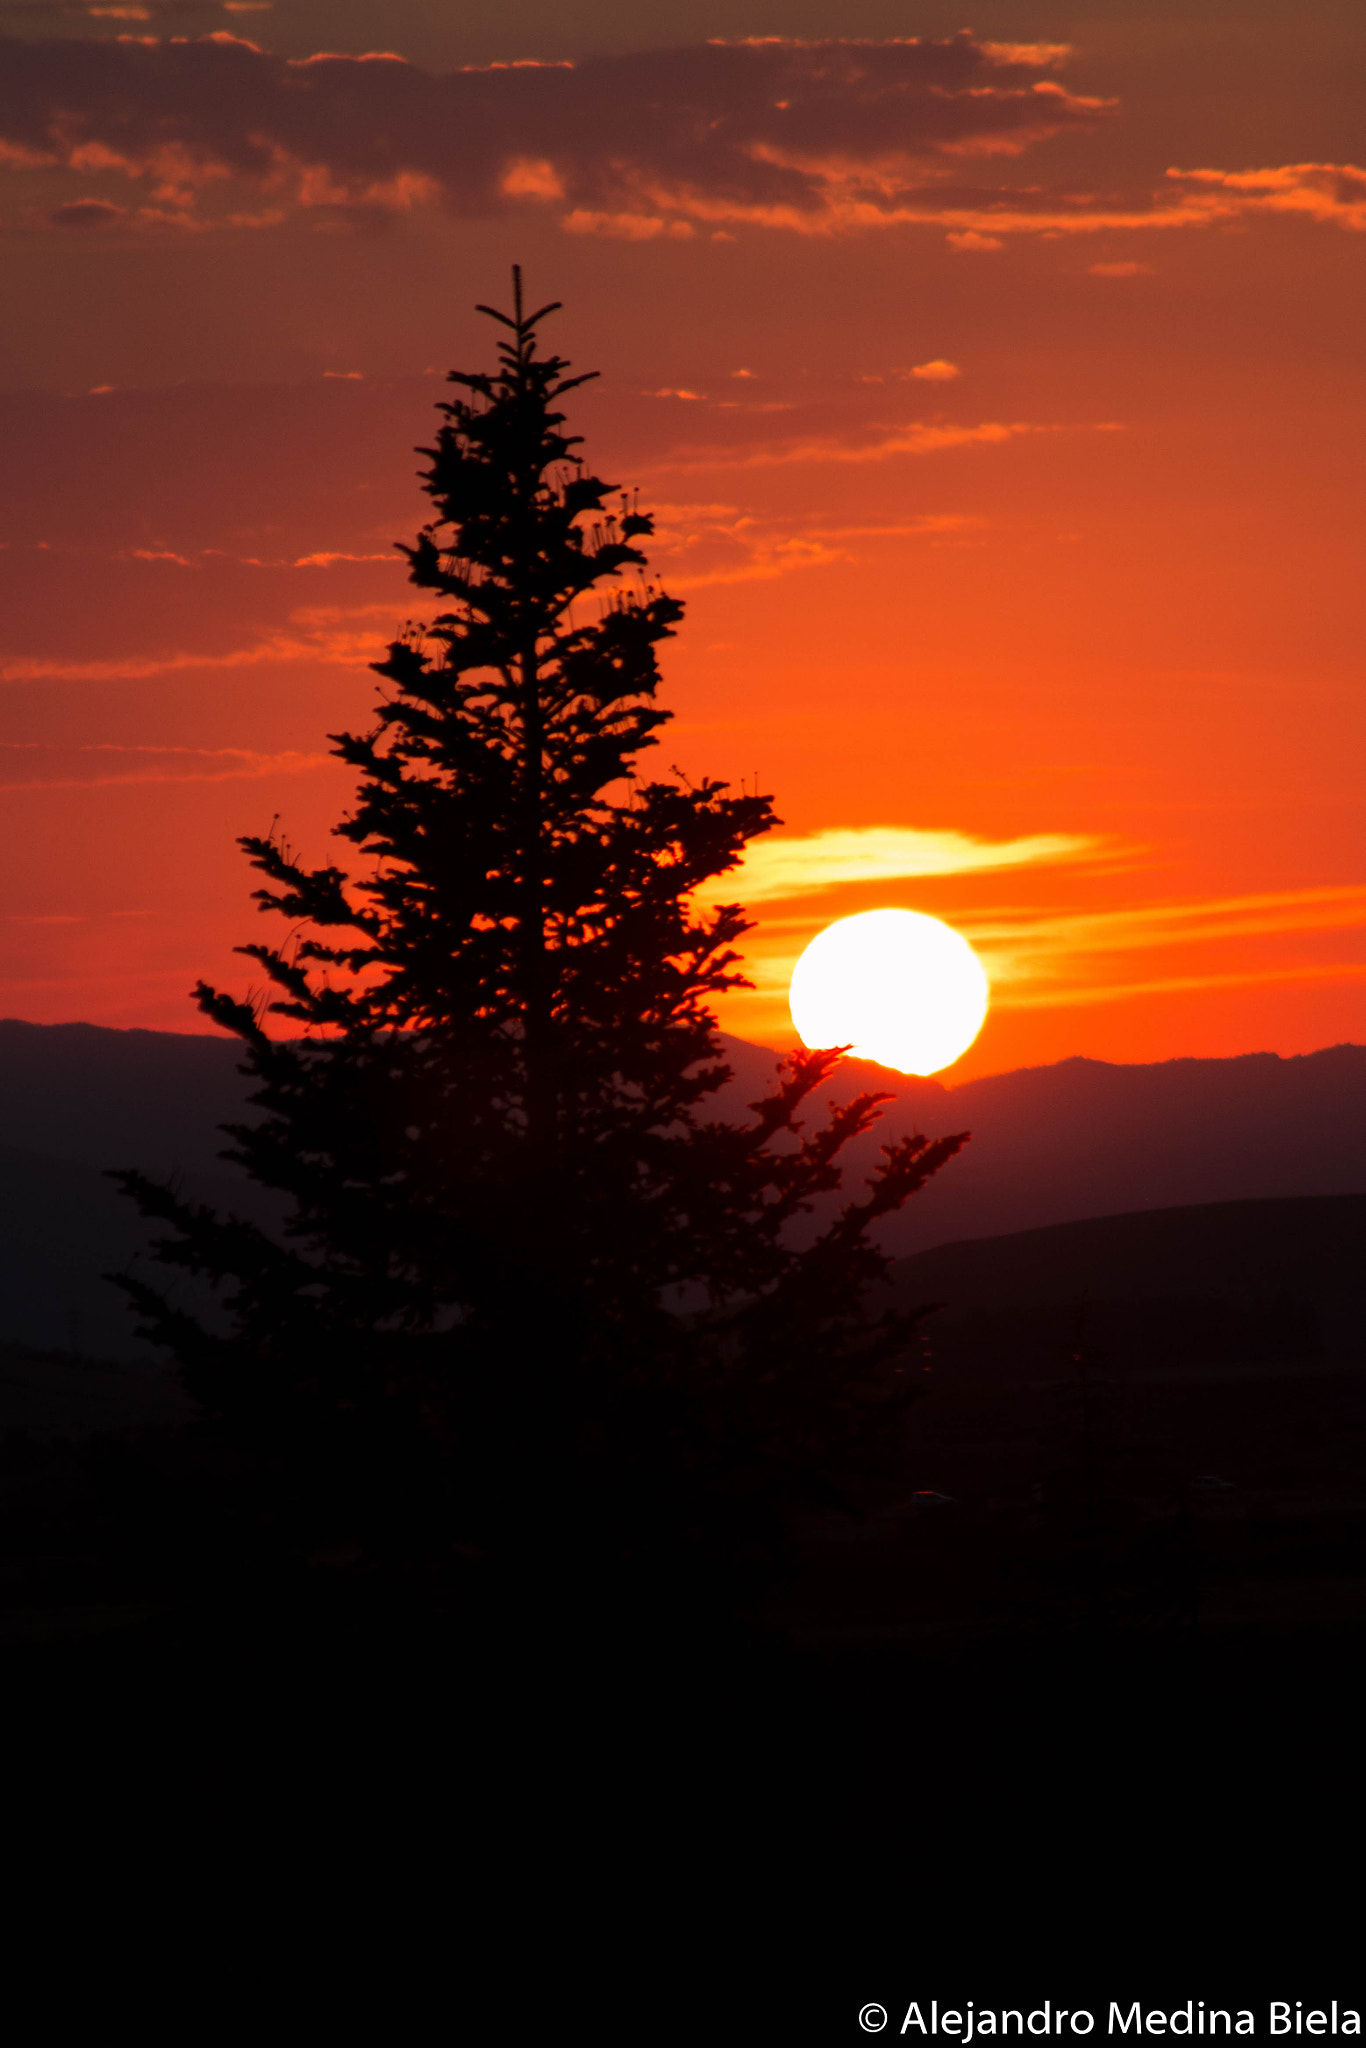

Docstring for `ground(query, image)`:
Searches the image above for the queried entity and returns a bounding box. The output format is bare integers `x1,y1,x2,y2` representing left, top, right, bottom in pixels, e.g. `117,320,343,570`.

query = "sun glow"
788,909,990,1075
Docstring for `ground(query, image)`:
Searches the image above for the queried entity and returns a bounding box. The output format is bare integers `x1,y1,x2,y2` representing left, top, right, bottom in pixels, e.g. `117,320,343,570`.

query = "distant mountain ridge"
0,1017,1363,1355
713,1032,1366,1254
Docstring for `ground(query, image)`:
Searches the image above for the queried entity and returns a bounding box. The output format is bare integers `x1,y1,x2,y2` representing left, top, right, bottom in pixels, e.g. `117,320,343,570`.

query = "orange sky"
0,1,1362,1079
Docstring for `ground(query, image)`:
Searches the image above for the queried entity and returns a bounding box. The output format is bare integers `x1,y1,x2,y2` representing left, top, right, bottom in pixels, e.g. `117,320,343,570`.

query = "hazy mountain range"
1,1018,1363,1360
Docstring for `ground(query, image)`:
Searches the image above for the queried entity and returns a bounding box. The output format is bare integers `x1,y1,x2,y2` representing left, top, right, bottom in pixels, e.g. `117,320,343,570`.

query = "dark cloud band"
0,30,1106,227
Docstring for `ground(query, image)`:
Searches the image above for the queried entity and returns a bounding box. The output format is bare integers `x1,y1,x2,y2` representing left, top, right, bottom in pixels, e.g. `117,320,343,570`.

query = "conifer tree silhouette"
113,272,967,1625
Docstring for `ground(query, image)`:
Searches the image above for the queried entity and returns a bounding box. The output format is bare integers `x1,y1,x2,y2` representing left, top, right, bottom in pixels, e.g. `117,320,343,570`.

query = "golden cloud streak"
728,881,1366,1018
999,961,1366,1010
699,825,1105,906
965,884,1366,970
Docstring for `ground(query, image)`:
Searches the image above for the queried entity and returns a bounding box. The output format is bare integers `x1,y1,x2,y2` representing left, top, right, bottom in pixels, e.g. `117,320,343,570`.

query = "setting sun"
788,908,990,1076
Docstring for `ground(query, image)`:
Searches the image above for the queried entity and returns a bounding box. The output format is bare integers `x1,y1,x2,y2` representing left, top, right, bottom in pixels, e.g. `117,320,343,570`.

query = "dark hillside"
1,1017,1362,1354
885,1192,1366,1374
4,1018,1363,1243
780,1197,1366,1658
927,1043,1366,1244
0,1021,273,1356
0,1142,279,1360
0,1019,251,1178
797,1041,1366,1255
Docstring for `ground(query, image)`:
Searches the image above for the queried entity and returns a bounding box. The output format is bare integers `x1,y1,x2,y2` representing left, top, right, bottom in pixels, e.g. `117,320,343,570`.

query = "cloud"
0,740,330,789
968,883,1366,970
1000,959,1366,1010
0,31,1110,234
696,825,1105,906
1164,162,1366,232
0,4,258,17
724,879,1366,1023
809,516,982,538
907,360,961,380
0,601,398,681
106,543,397,568
6,34,1360,248
291,548,396,566
653,418,1069,474
594,501,849,592
666,536,847,589
646,504,984,586
48,195,125,225
563,210,696,242
947,883,1366,1010
1089,260,1153,276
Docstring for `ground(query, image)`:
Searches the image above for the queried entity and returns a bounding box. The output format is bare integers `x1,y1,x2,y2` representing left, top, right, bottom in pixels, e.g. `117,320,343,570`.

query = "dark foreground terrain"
6,1356,1363,1650
776,1354,1366,1649
4,1231,1358,2008
3,1195,1362,1665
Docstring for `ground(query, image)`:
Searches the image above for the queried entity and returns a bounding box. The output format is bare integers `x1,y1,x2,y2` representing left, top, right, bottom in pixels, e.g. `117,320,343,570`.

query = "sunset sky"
1,0,1362,1079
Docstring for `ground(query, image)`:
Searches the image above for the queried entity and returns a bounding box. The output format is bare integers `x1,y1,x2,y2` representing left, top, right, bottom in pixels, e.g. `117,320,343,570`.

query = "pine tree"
114,272,967,1628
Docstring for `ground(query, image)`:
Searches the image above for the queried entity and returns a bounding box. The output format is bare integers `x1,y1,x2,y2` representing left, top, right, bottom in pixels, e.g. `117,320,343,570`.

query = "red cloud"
1164,162,1366,231
0,31,1110,230
48,196,126,226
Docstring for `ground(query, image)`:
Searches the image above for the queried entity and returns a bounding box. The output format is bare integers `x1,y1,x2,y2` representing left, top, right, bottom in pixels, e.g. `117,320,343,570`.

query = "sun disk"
788,908,989,1075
